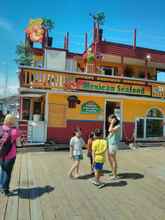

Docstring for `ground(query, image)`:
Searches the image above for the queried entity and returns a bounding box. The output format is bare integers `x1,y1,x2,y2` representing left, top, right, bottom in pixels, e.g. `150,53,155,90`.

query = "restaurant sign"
81,101,101,114
77,80,151,96
152,85,165,98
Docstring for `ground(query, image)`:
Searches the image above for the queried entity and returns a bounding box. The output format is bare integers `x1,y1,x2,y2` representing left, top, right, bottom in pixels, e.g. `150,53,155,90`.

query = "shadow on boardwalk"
78,169,112,180
118,172,144,180
9,185,54,199
103,180,128,188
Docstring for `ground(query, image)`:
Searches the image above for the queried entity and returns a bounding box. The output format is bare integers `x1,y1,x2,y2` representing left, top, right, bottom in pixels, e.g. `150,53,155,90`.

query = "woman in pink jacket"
0,114,20,195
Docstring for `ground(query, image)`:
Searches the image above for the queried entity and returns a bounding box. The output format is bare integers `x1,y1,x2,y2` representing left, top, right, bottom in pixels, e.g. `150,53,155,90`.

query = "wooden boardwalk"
1,147,165,220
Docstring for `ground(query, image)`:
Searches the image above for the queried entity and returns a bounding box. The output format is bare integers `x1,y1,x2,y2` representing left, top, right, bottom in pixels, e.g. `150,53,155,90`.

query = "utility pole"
2,62,8,98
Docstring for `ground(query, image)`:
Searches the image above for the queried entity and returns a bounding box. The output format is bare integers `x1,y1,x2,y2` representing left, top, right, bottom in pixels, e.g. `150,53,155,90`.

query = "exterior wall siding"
47,120,104,144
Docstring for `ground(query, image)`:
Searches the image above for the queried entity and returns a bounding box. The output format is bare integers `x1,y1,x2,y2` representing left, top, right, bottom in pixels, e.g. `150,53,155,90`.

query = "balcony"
19,66,165,99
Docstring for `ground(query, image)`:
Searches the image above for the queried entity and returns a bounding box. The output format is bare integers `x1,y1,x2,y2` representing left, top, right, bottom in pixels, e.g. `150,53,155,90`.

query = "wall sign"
77,80,151,96
81,101,101,114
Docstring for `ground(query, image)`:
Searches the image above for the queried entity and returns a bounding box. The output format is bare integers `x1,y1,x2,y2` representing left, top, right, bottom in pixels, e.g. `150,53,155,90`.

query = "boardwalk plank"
27,153,43,220
17,153,30,220
5,154,21,220
1,147,165,220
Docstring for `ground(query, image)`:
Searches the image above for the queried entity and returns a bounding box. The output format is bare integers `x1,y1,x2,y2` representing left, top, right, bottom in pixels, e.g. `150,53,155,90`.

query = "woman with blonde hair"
0,114,20,195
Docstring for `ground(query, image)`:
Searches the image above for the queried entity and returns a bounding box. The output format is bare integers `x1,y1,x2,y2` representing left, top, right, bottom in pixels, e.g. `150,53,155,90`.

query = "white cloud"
0,80,18,97
0,17,13,32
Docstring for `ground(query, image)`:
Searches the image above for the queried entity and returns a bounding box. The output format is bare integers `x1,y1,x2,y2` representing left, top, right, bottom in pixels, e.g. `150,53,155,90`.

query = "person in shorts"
68,128,85,178
86,131,95,174
107,114,120,180
91,128,107,187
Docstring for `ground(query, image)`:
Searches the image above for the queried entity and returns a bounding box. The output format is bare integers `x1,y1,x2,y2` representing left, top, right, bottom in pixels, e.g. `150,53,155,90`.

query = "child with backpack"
0,114,20,196
91,128,107,188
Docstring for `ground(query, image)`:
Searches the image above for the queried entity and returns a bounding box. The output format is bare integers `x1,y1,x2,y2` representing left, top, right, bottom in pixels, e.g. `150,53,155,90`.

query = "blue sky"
0,0,165,94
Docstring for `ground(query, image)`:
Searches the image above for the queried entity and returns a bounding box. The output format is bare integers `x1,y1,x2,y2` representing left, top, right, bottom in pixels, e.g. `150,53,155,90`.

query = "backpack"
0,128,13,159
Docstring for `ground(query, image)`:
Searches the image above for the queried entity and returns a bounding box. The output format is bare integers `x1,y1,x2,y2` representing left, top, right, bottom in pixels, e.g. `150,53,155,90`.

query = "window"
102,67,116,76
136,108,164,139
147,108,163,118
157,71,165,82
136,118,144,138
146,118,163,137
22,98,30,120
146,108,164,138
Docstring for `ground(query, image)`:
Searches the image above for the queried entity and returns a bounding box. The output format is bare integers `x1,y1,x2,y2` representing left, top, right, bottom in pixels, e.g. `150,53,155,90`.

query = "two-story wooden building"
19,23,165,144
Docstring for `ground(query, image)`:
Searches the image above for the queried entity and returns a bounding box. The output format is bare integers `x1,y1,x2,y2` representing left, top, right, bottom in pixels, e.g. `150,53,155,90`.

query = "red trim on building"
19,120,28,143
123,122,135,143
48,120,104,144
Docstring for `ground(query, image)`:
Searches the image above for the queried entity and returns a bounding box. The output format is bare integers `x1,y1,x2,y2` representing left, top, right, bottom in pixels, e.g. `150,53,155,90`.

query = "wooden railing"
20,67,95,89
19,67,165,97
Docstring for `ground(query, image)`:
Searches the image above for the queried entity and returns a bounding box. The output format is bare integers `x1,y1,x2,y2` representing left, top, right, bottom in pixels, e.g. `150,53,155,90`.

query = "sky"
0,0,165,95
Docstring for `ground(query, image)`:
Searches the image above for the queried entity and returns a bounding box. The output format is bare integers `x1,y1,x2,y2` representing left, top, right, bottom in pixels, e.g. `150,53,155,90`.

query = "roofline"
101,40,165,55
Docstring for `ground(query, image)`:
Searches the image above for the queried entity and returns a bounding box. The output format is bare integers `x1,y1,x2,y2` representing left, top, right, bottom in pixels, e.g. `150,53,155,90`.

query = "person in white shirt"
68,128,85,178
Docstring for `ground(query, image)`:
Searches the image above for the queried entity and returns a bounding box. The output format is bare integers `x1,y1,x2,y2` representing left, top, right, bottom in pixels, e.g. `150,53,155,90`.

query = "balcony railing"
19,66,165,99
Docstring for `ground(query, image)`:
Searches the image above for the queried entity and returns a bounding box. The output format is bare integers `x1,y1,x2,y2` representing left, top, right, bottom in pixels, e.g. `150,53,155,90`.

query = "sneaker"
110,176,119,180
97,183,105,189
5,191,14,196
74,174,80,179
91,180,100,186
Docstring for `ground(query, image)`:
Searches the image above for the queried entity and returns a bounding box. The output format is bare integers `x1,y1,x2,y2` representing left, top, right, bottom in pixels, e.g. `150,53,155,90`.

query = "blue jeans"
0,158,16,190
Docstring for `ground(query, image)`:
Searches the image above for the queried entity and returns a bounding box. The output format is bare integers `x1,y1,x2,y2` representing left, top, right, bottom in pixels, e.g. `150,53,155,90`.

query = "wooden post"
66,32,69,50
64,35,67,49
85,32,88,51
20,96,23,120
30,97,34,120
93,22,96,42
41,97,44,120
144,59,148,79
120,56,124,77
133,29,136,49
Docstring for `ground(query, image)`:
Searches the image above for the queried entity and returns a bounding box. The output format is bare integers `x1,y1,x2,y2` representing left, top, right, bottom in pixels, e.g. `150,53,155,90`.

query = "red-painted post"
133,29,136,49
66,32,69,50
85,32,88,51
64,35,67,49
145,59,148,79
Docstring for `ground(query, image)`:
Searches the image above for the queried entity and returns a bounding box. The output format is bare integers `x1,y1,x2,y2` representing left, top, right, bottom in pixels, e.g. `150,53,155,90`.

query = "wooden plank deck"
1,147,165,220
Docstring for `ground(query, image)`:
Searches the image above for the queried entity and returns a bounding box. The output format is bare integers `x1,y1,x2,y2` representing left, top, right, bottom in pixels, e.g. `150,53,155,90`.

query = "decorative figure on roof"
87,48,95,64
85,48,96,73
25,18,45,43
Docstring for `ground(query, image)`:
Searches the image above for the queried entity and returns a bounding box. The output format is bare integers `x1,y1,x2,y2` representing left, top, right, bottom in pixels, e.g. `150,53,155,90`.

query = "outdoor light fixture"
146,54,151,61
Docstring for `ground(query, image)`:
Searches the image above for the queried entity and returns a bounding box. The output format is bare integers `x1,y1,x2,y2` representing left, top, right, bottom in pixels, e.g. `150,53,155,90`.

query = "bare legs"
68,160,80,178
95,170,101,183
108,152,117,177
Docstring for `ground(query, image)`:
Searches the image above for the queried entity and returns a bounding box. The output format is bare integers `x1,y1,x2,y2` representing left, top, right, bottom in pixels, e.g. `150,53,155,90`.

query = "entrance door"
105,101,121,137
135,118,145,139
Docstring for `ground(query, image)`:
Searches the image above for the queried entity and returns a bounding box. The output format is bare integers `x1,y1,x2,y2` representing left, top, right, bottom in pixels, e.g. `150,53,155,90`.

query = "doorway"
105,100,122,137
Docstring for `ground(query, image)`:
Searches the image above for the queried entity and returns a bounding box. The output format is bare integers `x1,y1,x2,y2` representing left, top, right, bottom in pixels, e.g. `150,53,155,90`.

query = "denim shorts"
73,155,83,160
94,162,103,170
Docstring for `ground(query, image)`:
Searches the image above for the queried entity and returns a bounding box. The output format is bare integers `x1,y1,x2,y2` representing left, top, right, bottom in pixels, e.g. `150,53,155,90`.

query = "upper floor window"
157,71,165,82
102,66,117,76
146,108,163,118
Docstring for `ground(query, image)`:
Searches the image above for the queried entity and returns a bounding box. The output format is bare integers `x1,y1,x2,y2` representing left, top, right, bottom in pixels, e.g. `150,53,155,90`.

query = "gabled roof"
98,41,165,64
